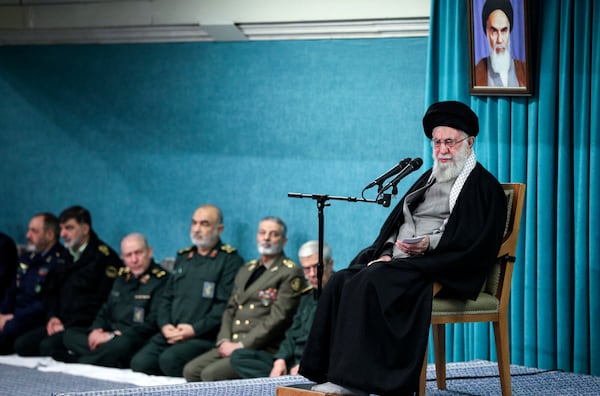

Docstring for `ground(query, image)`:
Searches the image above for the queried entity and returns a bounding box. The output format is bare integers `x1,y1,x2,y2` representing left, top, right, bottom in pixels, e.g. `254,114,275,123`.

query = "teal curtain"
426,0,600,375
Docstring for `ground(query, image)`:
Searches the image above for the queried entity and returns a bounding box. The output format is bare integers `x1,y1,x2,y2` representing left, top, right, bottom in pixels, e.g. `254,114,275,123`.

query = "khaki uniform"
182,252,305,382
230,285,317,378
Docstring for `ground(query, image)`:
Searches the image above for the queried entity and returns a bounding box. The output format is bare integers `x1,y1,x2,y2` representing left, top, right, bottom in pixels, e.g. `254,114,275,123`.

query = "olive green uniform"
230,285,317,378
63,261,168,368
130,242,244,377
182,252,305,382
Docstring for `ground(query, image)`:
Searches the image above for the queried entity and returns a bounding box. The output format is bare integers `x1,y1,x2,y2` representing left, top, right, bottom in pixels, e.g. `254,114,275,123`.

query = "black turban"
482,0,514,32
422,101,479,139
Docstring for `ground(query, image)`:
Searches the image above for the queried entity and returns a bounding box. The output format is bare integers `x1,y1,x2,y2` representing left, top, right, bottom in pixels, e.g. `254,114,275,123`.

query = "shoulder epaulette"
98,244,110,256
301,284,315,294
177,246,193,255
246,259,259,271
105,265,119,279
246,259,259,267
151,267,167,278
220,244,237,254
282,258,296,268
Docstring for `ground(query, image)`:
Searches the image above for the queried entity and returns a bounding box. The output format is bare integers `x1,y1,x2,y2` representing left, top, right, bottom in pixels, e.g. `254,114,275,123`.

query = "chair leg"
493,318,512,396
418,338,428,395
432,324,446,390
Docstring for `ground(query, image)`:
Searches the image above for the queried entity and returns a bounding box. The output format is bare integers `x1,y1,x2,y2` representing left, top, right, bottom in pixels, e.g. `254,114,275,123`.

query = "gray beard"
432,144,469,183
191,230,219,251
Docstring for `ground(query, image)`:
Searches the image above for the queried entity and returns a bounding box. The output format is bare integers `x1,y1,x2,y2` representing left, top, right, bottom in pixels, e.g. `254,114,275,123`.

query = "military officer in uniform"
130,204,244,377
0,213,67,354
230,240,334,378
63,233,168,367
14,205,122,361
183,216,306,382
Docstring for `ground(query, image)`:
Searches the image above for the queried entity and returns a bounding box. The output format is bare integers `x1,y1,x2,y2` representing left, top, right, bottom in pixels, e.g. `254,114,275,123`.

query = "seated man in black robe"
299,100,507,396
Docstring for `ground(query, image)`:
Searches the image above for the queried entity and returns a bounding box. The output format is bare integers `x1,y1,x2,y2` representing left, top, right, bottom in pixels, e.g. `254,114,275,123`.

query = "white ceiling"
0,0,431,44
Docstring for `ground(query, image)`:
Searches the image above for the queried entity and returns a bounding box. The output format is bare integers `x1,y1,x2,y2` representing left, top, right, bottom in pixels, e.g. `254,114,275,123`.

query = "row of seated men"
0,204,334,381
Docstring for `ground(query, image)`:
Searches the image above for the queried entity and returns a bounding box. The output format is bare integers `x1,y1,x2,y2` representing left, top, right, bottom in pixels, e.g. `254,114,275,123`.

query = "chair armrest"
433,281,443,296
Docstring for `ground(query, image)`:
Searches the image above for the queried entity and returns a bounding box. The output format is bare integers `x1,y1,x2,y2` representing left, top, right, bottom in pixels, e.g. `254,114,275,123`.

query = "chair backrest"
483,183,526,305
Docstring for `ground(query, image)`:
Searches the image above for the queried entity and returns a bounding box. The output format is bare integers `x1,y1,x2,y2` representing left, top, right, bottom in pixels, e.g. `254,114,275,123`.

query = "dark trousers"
63,327,147,368
130,332,214,377
230,348,274,378
0,315,46,355
14,326,75,362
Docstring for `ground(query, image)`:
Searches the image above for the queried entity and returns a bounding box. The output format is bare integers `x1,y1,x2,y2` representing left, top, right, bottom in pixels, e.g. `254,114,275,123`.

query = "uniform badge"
105,265,118,279
187,250,195,260
202,281,215,298
38,267,49,276
247,259,259,272
258,288,278,306
220,244,237,254
209,249,218,258
98,245,110,256
290,276,302,292
140,274,150,284
283,259,295,268
133,307,145,323
151,268,167,278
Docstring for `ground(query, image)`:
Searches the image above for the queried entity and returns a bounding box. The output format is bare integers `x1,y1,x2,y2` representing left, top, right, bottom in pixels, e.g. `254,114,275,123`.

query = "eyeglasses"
430,136,469,148
302,264,318,273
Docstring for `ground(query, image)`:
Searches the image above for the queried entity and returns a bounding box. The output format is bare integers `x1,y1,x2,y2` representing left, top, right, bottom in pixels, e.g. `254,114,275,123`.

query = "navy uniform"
182,253,306,382
0,242,67,354
130,241,244,377
63,260,168,367
230,284,317,378
14,231,122,361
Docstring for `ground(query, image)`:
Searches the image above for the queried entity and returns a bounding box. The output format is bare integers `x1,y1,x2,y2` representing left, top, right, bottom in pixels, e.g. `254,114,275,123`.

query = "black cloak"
299,163,507,395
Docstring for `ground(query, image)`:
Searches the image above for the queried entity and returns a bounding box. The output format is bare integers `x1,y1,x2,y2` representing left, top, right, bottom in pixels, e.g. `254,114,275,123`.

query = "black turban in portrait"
481,0,514,32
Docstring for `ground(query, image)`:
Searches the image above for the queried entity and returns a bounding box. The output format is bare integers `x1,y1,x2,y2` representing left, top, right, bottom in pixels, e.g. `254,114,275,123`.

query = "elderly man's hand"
395,236,430,256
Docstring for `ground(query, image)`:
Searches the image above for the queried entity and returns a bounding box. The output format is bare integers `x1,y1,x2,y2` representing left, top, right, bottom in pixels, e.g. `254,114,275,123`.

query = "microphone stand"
287,192,391,298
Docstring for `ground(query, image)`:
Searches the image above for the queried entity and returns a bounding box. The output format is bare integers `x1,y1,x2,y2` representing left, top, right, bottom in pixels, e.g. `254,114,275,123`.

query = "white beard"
257,241,284,256
432,142,470,183
489,41,511,76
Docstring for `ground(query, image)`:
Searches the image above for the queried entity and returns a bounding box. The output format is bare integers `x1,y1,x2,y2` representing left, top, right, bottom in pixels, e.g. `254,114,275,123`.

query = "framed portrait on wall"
468,0,532,96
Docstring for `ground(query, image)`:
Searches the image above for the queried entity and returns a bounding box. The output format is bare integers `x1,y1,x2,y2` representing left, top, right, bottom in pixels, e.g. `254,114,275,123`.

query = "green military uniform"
230,285,317,378
62,260,168,368
182,252,306,382
130,241,244,377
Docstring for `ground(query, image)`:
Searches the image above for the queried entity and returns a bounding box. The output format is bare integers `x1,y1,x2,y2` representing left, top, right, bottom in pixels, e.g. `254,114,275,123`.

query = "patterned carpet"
0,358,598,395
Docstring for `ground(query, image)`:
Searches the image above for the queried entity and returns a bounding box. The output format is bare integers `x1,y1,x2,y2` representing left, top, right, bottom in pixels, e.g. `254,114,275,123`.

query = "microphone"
380,157,423,193
363,158,412,191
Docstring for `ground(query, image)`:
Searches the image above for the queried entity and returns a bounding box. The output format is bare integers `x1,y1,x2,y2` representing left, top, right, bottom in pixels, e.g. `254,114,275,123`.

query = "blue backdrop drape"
426,0,600,375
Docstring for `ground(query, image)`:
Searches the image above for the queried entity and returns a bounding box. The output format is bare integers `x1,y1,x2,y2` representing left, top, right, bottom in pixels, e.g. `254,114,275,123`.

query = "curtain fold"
426,0,599,375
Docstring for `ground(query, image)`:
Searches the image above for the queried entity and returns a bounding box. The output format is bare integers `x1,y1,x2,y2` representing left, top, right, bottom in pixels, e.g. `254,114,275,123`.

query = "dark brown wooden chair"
418,183,526,396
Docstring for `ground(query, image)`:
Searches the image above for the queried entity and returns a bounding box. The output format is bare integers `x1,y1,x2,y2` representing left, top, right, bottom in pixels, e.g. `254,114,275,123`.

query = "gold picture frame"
468,0,532,96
